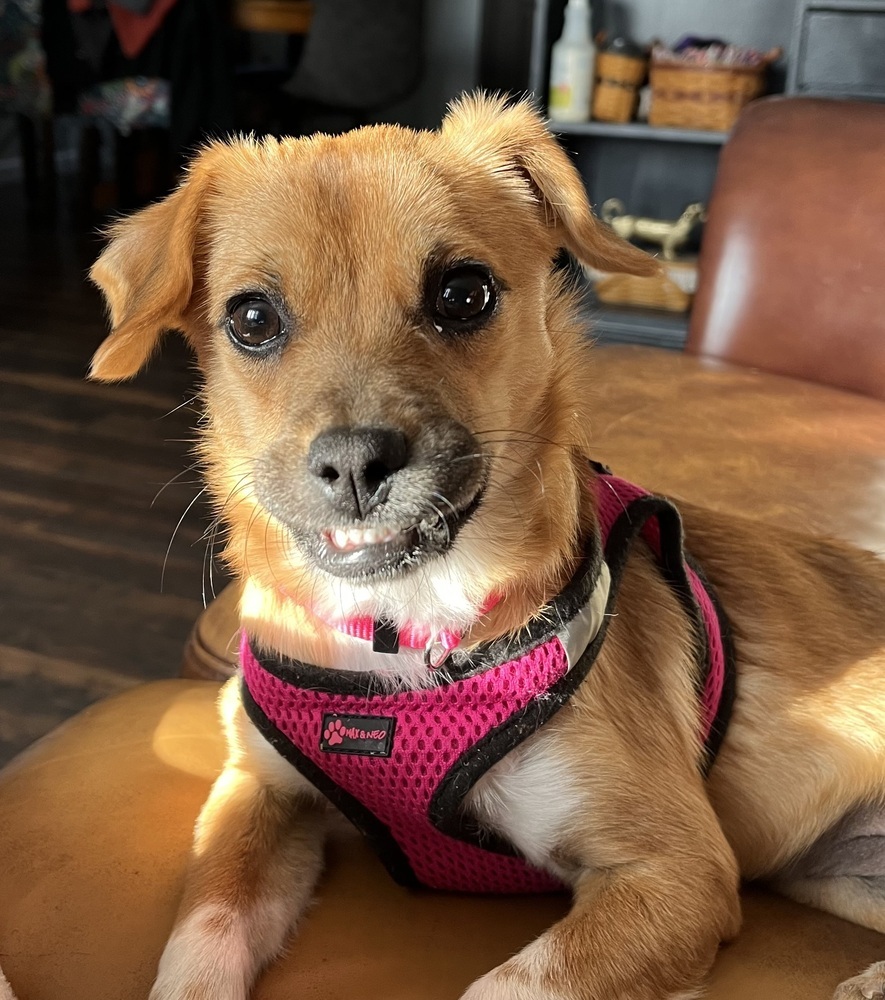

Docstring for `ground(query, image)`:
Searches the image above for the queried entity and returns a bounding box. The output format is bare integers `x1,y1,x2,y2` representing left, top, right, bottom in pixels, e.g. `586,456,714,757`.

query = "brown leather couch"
2,97,885,1000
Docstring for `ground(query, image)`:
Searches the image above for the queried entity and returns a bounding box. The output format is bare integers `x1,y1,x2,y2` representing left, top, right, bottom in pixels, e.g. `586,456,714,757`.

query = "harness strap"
241,472,737,892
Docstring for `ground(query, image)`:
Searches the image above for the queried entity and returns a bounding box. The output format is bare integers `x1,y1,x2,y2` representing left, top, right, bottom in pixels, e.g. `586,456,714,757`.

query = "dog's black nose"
307,427,409,519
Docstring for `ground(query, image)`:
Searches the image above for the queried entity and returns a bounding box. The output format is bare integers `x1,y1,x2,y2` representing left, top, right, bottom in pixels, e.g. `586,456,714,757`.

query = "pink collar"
297,595,501,666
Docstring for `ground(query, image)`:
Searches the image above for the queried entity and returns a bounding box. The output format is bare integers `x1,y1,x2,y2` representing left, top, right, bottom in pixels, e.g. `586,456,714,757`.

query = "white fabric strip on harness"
556,561,612,670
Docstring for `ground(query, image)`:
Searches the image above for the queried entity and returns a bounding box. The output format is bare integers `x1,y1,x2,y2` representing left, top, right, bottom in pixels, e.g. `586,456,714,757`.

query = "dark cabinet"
788,1,885,100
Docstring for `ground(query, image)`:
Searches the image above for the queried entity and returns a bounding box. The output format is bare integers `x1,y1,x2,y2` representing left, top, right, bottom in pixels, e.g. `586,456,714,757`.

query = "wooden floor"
0,186,222,764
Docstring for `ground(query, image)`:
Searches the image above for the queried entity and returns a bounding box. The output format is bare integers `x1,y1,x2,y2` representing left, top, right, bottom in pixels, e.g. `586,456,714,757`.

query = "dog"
87,94,885,1000
601,198,706,260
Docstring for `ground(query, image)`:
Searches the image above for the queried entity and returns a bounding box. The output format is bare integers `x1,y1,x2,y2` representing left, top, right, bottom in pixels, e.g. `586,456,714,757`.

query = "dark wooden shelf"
552,121,730,145
578,287,689,350
802,0,885,10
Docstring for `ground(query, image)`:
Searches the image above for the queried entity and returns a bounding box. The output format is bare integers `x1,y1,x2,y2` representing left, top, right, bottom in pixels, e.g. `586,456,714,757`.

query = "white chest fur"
464,726,584,884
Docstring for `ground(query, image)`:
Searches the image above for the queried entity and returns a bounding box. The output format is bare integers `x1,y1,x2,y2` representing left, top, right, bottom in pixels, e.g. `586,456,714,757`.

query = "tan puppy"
90,94,885,1000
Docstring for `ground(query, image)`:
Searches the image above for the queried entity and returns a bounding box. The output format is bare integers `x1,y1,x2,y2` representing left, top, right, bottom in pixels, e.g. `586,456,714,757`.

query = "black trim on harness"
601,495,736,774
428,492,730,847
687,553,737,768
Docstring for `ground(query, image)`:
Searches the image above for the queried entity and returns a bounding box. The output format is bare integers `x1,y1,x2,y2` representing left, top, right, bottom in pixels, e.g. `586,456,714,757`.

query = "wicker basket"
649,48,780,132
592,50,647,123
590,259,697,313
233,0,313,33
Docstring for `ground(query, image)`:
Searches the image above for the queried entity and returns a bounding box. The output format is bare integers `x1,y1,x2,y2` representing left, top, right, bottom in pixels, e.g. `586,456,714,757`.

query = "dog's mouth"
253,418,488,582
310,487,485,579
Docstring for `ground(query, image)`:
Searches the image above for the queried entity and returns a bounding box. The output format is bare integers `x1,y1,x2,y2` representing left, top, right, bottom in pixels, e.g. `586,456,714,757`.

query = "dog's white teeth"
327,527,399,551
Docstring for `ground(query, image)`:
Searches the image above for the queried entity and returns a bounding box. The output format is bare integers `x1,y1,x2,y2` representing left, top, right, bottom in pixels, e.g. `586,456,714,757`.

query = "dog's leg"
776,877,885,1000
150,680,326,1000
772,800,885,1000
776,874,885,933
460,798,741,1000
772,800,885,933
833,962,885,1000
0,962,18,1000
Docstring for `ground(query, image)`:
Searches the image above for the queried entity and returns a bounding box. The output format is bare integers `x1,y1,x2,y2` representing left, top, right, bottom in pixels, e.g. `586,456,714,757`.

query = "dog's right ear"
442,93,659,277
89,156,214,382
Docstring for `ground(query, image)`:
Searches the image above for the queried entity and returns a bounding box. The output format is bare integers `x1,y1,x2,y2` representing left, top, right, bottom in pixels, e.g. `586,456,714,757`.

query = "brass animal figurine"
602,198,706,260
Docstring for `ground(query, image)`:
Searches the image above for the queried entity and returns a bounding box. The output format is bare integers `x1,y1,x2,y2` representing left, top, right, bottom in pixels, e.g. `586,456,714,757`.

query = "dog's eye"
433,265,496,330
227,297,283,351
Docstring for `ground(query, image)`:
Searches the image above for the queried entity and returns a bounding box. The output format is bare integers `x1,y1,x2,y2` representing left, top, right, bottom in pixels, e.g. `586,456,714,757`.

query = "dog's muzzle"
254,421,487,579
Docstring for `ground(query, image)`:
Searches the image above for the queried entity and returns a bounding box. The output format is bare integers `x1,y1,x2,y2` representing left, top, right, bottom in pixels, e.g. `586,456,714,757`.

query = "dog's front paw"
459,941,568,1000
835,962,885,1000
460,966,566,1000
148,906,251,1000
149,972,246,1000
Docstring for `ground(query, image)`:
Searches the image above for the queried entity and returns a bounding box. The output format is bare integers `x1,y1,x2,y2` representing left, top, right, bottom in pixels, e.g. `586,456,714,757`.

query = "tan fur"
89,94,885,1000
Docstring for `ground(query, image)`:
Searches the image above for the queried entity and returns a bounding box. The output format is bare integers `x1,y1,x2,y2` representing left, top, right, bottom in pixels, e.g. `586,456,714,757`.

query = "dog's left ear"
89,153,216,382
442,93,659,276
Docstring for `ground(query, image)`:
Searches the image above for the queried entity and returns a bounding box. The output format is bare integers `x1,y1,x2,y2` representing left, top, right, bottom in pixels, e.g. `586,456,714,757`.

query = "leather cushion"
0,680,882,999
687,97,885,399
591,346,885,555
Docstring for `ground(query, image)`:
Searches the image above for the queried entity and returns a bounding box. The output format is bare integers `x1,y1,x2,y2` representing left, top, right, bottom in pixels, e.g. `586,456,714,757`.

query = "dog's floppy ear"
442,93,658,276
89,156,214,382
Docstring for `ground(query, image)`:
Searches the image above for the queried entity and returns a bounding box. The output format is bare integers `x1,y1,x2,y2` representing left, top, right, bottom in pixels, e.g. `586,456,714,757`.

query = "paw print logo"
324,718,345,746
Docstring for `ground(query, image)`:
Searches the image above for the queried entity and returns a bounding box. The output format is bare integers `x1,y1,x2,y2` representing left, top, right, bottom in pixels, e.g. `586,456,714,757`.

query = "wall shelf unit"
498,0,798,350
787,0,885,100
482,0,882,347
580,290,690,349
553,122,730,145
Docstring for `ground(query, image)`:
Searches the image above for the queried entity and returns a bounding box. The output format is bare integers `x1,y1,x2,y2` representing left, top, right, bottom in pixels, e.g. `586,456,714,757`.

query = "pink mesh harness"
241,469,735,894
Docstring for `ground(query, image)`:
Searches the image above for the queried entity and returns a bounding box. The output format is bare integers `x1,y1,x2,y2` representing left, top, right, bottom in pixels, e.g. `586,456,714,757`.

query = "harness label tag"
320,713,396,757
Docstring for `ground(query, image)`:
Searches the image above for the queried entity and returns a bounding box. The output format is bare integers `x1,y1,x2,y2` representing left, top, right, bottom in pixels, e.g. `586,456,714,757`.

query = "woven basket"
594,272,691,312
590,259,697,313
233,0,313,33
592,50,647,123
649,48,780,132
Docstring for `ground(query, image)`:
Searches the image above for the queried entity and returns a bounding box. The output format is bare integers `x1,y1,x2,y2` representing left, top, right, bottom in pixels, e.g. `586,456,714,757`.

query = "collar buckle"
424,633,455,670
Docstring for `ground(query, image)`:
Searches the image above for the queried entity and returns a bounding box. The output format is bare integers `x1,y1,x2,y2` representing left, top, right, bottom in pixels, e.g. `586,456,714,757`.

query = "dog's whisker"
208,521,221,602
463,450,547,495
262,514,280,594
151,461,204,506
427,501,451,548
239,505,264,584
161,487,208,593
430,491,459,521
200,476,254,542
201,520,215,608
598,475,630,519
156,393,201,420
475,427,563,439
475,432,574,452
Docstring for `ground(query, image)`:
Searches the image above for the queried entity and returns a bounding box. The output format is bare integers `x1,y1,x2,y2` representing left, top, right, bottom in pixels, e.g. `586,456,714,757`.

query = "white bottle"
547,0,595,123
